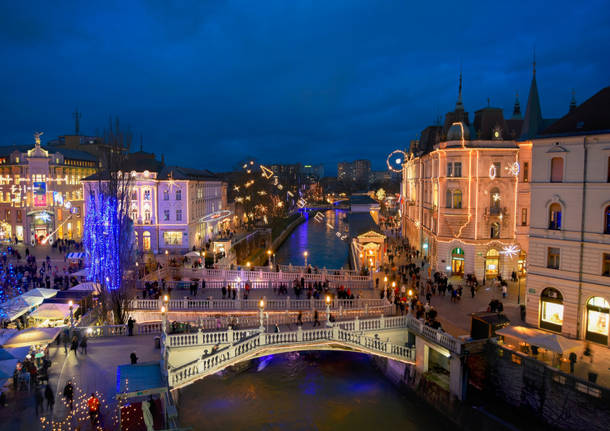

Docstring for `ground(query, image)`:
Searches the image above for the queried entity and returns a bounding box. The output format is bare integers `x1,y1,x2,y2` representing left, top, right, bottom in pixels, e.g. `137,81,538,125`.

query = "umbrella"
527,333,581,354
184,251,201,258
69,282,101,293
29,303,78,320
495,326,542,342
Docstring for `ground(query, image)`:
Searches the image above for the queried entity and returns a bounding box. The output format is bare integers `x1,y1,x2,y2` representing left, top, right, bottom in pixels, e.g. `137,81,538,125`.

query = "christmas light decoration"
386,149,409,173
500,244,520,258
489,164,496,180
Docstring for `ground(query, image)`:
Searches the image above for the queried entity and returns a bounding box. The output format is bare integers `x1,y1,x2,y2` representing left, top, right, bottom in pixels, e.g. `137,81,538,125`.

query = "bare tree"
84,118,134,324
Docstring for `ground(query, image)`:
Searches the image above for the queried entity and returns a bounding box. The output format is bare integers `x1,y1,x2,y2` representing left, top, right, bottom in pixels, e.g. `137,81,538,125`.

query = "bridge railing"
406,315,463,354
77,321,163,337
129,297,389,311
167,324,415,389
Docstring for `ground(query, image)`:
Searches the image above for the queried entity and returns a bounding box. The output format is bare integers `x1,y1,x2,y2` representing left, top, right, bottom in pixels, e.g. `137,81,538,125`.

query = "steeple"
511,91,522,119
455,68,464,111
569,89,577,113
520,56,544,139
73,109,81,135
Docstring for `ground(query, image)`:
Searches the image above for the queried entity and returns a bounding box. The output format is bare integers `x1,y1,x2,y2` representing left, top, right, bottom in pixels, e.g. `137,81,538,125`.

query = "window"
143,231,151,251
134,231,138,248
490,222,500,238
493,162,501,178
446,162,453,177
454,162,462,177
490,187,501,215
163,210,170,221
452,190,462,209
523,162,529,182
603,254,610,277
549,203,562,230
547,247,560,269
130,209,138,221
163,231,183,245
445,189,452,208
605,206,610,234
540,288,564,332
144,208,151,222
521,208,527,226
175,189,182,201
143,189,151,200
176,209,182,221
163,189,169,200
586,297,609,344
550,157,564,182
131,191,137,200
16,210,22,223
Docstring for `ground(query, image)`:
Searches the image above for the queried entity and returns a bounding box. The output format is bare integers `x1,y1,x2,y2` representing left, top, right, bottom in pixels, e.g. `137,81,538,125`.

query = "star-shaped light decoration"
493,193,500,202
500,244,520,258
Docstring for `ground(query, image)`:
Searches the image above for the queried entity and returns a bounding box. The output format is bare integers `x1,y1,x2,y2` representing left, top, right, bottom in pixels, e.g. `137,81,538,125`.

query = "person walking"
35,387,44,415
87,393,100,426
80,336,87,354
70,335,78,357
502,284,507,299
313,310,320,327
62,330,69,355
44,384,54,412
297,311,303,327
569,351,577,374
127,317,135,336
63,380,74,410
130,352,138,365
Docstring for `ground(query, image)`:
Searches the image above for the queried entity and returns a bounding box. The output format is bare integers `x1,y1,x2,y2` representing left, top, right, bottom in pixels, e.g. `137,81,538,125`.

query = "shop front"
485,248,500,280
585,297,609,345
451,247,464,276
27,211,54,245
539,287,564,333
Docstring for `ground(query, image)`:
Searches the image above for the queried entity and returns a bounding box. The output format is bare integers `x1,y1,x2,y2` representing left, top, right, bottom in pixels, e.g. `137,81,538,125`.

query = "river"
274,209,349,269
178,352,449,431
177,211,450,430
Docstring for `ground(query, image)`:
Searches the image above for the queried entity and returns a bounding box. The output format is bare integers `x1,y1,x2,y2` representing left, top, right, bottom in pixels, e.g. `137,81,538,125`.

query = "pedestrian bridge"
165,315,414,390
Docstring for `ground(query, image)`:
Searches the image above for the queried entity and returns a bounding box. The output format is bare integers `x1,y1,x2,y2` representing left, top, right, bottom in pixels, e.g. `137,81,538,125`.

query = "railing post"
182,298,188,310
197,328,202,345
380,315,385,329
332,325,339,340
227,327,233,344
309,296,314,310
297,326,303,342
364,303,368,316
355,316,360,332
286,296,290,310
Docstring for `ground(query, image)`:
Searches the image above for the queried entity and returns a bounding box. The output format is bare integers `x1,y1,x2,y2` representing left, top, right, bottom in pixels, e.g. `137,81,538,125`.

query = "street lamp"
267,250,272,269
258,299,265,331
68,300,74,329
161,305,167,334
303,251,308,267
325,295,331,324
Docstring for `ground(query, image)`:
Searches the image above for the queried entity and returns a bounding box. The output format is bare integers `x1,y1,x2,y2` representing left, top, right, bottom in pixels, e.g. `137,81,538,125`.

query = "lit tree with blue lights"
84,118,134,324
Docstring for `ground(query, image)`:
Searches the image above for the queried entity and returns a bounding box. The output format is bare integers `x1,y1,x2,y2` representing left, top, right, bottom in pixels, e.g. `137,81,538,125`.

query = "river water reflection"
178,352,448,431
274,210,349,269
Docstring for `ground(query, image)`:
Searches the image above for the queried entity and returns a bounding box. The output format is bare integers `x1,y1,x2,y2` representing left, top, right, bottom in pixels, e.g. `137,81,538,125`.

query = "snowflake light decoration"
386,149,408,173
500,244,520,258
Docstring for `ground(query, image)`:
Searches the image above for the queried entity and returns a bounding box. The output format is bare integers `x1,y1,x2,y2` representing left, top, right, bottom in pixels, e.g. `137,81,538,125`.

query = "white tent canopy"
69,282,101,294
29,303,78,321
0,297,35,321
66,252,86,259
1,327,63,348
22,288,58,301
526,333,582,354
71,268,89,277
184,251,202,258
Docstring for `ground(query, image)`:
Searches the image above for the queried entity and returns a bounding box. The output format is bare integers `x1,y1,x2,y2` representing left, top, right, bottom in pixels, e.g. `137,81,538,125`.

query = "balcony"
489,206,502,216
548,221,561,231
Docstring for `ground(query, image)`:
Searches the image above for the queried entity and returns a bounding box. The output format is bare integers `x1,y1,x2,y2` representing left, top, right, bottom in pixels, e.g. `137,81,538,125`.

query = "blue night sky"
1,1,608,174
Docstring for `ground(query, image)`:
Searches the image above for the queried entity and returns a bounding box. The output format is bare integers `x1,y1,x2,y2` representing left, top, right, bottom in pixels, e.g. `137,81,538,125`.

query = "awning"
495,326,545,342
116,361,166,400
22,288,59,306
66,252,86,259
29,303,79,321
526,333,582,354
1,327,63,348
71,268,89,277
0,297,36,321
69,282,101,294
184,251,202,258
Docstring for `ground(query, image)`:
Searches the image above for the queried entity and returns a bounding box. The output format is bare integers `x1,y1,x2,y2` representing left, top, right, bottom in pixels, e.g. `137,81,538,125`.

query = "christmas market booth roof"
1,327,63,348
29,303,79,320
116,361,166,400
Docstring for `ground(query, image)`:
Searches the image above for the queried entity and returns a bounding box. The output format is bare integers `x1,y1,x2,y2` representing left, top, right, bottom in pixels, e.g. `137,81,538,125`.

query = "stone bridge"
165,315,415,390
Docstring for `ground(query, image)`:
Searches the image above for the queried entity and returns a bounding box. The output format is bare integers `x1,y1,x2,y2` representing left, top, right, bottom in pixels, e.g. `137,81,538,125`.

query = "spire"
455,67,464,111
73,109,81,135
569,88,577,113
520,58,544,139
512,91,522,119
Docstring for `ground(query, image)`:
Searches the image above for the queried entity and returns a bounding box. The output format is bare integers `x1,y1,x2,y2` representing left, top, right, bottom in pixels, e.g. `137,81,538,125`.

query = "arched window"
144,208,151,222
143,231,151,251
485,248,500,279
586,297,609,344
490,187,500,215
490,222,500,238
604,206,610,234
452,190,462,209
550,157,564,182
549,203,562,230
540,288,564,332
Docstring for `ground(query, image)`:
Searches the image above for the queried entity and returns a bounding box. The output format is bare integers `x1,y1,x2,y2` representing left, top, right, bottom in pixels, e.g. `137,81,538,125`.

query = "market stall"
29,303,79,327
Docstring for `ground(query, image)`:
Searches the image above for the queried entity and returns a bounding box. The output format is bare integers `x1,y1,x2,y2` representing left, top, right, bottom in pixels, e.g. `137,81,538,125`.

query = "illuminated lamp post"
68,300,74,329
325,295,331,325
161,305,167,334
258,299,265,331
267,249,272,269
303,251,308,268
